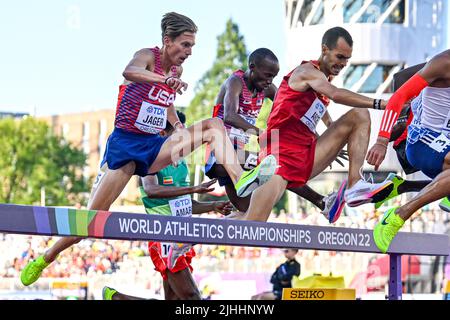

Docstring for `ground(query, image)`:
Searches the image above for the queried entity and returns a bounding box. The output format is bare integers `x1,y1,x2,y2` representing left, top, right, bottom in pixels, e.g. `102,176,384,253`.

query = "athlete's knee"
204,117,224,130
431,170,450,191
350,108,370,124
203,118,226,142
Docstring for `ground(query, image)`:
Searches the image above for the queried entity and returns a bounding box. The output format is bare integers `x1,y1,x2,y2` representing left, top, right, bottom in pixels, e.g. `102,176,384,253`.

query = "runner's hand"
165,77,188,95
366,139,388,171
213,201,234,215
192,179,217,194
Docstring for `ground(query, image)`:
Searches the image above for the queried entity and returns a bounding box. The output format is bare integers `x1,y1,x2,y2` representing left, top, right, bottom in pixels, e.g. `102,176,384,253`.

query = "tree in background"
183,18,248,192
0,117,89,206
182,19,286,211
185,18,248,125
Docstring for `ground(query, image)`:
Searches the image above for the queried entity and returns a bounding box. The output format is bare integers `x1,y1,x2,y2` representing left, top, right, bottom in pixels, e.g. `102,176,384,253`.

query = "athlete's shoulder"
225,73,244,91
430,50,450,67
291,61,321,81
421,51,450,83
129,48,156,68
134,48,155,59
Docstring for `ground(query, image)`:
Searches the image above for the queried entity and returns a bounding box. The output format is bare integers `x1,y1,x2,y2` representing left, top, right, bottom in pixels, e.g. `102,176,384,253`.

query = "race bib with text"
300,98,326,133
168,195,193,217
134,101,167,134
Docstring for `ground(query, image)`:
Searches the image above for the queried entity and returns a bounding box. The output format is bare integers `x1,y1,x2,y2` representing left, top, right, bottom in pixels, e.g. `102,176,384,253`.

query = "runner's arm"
223,76,262,136
393,63,426,91
376,56,447,140
191,200,233,215
142,175,197,198
306,72,380,109
122,49,166,84
167,105,184,130
366,56,447,168
142,176,218,199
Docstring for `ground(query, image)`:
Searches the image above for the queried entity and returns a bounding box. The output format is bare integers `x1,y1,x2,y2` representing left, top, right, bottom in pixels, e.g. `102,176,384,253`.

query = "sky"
0,0,286,116
1,1,449,116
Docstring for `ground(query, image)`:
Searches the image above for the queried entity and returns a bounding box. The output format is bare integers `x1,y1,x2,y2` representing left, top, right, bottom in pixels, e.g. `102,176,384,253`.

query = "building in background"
283,0,448,210
39,109,141,207
0,111,29,119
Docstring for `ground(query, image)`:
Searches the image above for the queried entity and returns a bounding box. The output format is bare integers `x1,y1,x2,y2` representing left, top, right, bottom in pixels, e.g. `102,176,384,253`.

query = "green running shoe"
235,154,277,198
373,207,405,253
439,196,450,212
20,255,50,286
102,286,117,300
374,173,405,209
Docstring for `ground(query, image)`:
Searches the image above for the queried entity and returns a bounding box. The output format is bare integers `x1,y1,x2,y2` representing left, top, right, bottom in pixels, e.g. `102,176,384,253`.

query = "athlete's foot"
102,286,118,300
167,243,192,270
344,178,394,207
321,180,347,223
373,207,405,253
235,154,277,198
20,255,50,286
439,196,450,212
374,173,405,209
224,211,246,220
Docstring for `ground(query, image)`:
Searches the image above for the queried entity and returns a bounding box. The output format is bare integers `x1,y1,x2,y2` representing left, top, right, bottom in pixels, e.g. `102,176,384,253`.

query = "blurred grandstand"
1,201,448,300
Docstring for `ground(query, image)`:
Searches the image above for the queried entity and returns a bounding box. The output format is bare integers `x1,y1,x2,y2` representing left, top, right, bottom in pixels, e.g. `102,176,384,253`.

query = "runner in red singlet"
244,27,395,223
19,12,277,287
206,48,350,220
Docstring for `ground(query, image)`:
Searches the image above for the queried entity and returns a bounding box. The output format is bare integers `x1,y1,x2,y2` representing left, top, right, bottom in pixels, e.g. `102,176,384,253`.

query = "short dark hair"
249,48,278,66
322,27,353,50
165,110,186,131
161,12,198,41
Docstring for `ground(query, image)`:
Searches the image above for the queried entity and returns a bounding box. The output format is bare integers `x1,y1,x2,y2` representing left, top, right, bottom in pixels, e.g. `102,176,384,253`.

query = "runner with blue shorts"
367,50,450,253
20,12,277,287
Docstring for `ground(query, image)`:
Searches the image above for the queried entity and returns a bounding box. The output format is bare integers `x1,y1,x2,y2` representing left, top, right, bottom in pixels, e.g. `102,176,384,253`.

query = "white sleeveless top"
420,86,450,136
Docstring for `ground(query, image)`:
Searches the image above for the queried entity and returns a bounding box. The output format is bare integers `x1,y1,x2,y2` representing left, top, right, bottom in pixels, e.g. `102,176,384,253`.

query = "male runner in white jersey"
367,50,450,252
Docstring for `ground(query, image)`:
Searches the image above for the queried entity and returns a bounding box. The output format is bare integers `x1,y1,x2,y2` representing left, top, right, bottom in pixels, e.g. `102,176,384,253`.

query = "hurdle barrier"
0,203,448,300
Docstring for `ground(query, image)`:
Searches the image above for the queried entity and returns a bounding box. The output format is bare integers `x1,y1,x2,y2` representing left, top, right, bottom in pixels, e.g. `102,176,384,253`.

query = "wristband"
173,120,184,129
165,76,175,85
373,99,382,110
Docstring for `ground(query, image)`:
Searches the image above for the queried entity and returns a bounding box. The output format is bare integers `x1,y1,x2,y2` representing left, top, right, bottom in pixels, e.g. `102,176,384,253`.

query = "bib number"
161,243,171,258
134,101,167,134
228,116,257,144
168,195,192,217
300,98,326,133
424,133,450,153
92,164,107,189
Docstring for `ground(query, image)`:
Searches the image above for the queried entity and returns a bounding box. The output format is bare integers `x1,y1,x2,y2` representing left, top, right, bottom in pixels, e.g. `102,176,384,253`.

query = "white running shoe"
344,178,394,207
321,180,347,223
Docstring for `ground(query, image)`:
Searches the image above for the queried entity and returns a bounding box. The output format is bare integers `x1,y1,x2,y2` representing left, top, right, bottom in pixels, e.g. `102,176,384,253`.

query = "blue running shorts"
406,126,450,179
100,128,168,177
